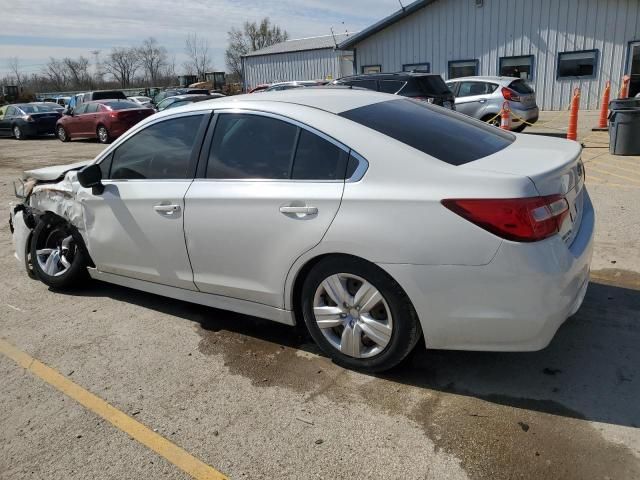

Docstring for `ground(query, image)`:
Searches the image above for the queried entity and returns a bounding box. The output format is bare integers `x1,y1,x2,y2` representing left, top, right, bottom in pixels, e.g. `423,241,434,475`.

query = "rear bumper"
511,106,539,126
379,190,595,352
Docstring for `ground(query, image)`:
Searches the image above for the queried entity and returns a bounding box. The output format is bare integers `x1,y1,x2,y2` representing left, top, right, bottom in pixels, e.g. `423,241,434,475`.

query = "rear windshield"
508,80,534,94
407,76,451,96
17,104,60,113
103,101,139,110
185,89,209,95
339,99,513,166
92,91,127,100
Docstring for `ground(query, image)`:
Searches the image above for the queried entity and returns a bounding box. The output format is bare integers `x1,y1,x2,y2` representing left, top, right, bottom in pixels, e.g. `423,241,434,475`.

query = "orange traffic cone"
567,88,580,141
596,81,610,129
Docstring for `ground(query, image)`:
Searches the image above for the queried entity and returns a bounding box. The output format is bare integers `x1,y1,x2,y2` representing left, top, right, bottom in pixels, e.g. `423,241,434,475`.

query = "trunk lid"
463,134,585,244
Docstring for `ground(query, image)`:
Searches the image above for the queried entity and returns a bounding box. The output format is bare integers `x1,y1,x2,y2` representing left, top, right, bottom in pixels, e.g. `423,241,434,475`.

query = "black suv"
333,72,455,109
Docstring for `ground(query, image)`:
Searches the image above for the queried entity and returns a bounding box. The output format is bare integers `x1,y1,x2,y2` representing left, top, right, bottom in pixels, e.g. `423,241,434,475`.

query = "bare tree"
184,33,212,80
138,37,168,86
8,57,22,86
43,58,69,90
63,56,92,89
103,47,140,88
225,18,289,82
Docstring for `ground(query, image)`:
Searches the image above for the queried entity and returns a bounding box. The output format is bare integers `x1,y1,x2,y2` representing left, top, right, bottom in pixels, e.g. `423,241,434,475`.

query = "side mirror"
77,164,104,194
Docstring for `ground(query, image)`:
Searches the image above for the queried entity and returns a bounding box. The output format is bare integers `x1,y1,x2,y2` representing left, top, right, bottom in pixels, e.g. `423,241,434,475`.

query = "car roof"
446,76,521,83
339,72,441,81
153,88,397,117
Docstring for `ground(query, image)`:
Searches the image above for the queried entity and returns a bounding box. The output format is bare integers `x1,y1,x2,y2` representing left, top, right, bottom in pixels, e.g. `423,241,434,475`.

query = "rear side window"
339,99,513,166
508,80,534,94
411,76,451,96
348,79,378,91
207,114,298,179
378,80,406,94
104,101,139,110
457,82,498,97
292,130,349,180
109,115,204,179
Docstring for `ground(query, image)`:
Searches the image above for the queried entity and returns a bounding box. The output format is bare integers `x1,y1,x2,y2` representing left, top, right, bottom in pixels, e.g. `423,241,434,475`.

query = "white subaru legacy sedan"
10,88,594,372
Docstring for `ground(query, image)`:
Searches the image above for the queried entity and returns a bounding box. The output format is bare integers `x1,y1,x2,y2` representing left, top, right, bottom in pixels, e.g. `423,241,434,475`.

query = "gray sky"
0,0,398,77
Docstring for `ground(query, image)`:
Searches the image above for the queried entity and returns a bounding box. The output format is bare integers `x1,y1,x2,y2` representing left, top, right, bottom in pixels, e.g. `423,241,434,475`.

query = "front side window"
108,115,204,180
448,60,478,79
557,50,598,78
499,55,534,80
86,103,100,113
340,99,513,166
207,114,298,179
74,104,89,115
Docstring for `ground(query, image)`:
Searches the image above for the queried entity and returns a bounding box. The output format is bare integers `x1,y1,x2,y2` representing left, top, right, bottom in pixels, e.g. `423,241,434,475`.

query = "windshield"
339,99,513,166
103,101,140,110
16,104,61,113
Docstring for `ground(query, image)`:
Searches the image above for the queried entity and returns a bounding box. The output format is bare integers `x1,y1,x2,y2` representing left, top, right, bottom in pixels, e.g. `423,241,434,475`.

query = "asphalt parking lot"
1,132,639,479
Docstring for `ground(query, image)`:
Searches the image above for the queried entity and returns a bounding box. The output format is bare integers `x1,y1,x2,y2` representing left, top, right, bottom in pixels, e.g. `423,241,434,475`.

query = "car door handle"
279,205,318,215
154,204,181,216
478,99,487,103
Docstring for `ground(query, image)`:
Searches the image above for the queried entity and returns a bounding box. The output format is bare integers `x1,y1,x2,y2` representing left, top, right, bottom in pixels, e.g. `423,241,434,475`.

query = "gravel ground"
0,136,638,480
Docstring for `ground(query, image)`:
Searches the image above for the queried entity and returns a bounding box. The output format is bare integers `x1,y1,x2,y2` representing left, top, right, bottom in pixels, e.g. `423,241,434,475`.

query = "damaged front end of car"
9,162,94,285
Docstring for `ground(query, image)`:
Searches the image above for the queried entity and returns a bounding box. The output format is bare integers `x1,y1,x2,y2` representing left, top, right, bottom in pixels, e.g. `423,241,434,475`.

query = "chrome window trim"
204,108,369,183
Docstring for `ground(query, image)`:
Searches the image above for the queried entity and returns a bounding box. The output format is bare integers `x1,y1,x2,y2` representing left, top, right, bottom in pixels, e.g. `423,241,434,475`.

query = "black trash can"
609,108,640,155
609,97,640,110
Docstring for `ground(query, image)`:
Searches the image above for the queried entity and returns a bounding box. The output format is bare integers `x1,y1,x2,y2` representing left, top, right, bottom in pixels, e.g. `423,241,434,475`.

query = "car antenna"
398,0,405,11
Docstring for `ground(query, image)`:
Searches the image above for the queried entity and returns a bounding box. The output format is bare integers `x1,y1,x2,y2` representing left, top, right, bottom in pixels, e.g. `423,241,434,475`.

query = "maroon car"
56,100,154,144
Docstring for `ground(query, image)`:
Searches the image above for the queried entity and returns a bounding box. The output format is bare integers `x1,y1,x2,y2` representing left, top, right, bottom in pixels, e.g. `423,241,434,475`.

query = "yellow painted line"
586,165,640,185
0,337,228,480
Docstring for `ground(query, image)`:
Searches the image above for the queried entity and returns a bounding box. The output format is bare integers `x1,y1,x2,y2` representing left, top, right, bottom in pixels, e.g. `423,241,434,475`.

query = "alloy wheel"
13,126,22,139
36,230,76,277
57,126,66,141
97,127,108,143
312,273,393,359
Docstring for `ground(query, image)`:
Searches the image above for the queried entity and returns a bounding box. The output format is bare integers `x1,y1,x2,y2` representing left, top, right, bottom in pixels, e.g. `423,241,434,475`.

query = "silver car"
446,76,539,132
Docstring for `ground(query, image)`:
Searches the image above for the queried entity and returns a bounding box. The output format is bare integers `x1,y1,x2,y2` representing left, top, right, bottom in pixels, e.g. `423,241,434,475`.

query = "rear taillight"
442,195,570,242
501,87,521,102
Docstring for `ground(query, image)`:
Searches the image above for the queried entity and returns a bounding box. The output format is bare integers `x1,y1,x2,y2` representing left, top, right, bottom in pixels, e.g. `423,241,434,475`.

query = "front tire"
97,125,110,144
300,256,421,372
30,218,88,289
57,125,70,142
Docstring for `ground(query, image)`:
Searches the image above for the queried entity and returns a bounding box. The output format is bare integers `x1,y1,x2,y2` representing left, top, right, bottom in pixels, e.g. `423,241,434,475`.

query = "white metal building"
338,0,640,110
242,33,355,92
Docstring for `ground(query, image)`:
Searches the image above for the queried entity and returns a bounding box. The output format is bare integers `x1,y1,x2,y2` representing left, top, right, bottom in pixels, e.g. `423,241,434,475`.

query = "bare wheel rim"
13,126,21,138
312,273,393,359
98,127,108,143
36,232,76,277
57,126,66,141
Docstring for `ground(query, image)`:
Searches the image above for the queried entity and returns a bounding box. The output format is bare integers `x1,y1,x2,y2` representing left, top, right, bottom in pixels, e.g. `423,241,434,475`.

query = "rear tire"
30,218,89,290
57,125,70,142
97,125,110,144
482,113,501,128
300,256,422,372
513,124,527,133
13,125,25,140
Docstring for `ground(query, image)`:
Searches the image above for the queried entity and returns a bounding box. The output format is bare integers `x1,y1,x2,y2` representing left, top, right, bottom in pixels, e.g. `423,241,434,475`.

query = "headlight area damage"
10,165,93,288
